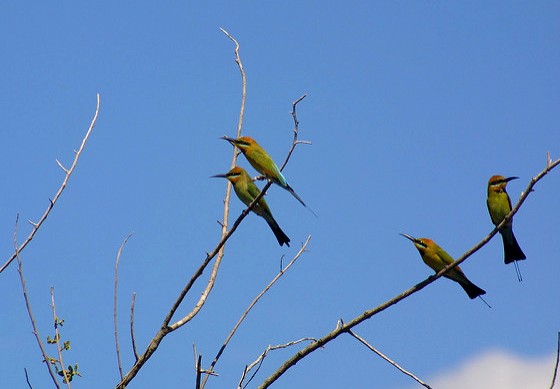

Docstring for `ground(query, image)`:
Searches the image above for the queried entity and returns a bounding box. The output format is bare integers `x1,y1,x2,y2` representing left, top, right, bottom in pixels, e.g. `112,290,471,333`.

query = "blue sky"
1,2,559,388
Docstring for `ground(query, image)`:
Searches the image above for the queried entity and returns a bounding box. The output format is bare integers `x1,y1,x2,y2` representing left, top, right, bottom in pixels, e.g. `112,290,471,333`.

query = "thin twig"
14,215,60,389
114,233,134,380
258,156,560,388
220,27,247,141
50,288,71,388
348,329,432,389
196,355,203,389
551,331,560,389
1,93,100,274
201,236,311,388
24,368,33,389
238,338,317,389
279,94,307,172
130,292,139,361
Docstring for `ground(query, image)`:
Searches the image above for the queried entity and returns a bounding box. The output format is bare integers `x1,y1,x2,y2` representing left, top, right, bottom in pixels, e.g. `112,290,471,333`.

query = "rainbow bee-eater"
213,166,290,247
400,233,486,299
221,136,308,209
486,175,526,264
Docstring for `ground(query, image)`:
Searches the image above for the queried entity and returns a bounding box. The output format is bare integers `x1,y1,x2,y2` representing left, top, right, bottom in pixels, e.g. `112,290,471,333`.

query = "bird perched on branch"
486,175,526,263
212,166,290,247
486,175,526,280
221,136,309,210
400,233,486,299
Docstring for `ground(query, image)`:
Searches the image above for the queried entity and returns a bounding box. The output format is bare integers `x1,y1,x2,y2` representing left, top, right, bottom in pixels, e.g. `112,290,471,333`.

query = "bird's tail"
285,183,317,217
285,183,306,207
500,228,526,264
459,280,486,300
265,216,290,247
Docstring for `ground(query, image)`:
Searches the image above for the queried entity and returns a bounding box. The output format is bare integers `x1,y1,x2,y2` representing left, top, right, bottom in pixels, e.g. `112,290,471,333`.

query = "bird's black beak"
505,176,519,182
211,173,228,179
221,136,237,144
399,233,417,243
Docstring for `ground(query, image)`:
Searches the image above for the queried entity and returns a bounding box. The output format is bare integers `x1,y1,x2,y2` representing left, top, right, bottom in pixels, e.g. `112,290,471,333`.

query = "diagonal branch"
1,94,101,274
14,215,61,389
258,155,560,388
201,236,312,388
348,329,432,389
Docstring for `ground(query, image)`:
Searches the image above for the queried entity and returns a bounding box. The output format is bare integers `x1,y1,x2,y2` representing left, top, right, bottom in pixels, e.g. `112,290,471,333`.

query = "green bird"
486,175,526,264
221,136,308,209
213,166,290,247
400,233,486,299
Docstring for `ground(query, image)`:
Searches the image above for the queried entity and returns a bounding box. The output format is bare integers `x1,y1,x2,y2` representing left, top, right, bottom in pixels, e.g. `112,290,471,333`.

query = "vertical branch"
1,93,100,274
195,355,203,389
220,27,246,141
130,292,139,361
14,215,60,389
50,288,71,389
114,233,134,380
168,28,248,329
279,94,308,171
551,331,560,389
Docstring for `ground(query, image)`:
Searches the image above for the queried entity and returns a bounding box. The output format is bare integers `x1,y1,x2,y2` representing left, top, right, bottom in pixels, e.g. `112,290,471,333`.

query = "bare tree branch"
279,94,308,172
114,233,134,380
1,93,101,274
195,354,202,389
201,236,312,388
348,328,432,389
14,215,61,389
551,331,560,389
130,292,139,361
258,155,560,388
24,368,34,389
239,338,317,389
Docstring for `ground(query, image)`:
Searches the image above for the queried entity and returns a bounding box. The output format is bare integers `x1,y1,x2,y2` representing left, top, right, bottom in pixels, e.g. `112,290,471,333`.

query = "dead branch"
239,338,317,389
130,292,139,361
114,233,134,380
1,94,100,274
348,328,432,389
14,215,61,389
551,331,560,389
